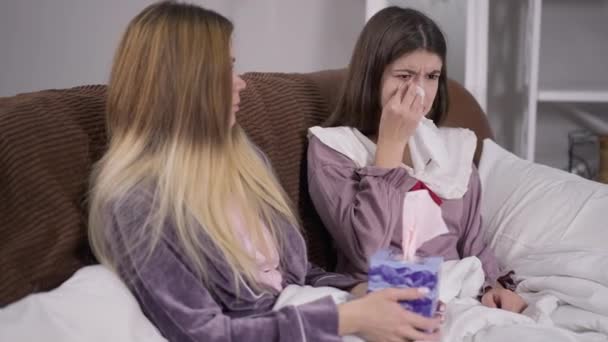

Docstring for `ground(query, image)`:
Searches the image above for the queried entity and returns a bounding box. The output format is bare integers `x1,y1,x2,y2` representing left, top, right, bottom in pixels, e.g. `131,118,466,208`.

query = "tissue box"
368,249,442,317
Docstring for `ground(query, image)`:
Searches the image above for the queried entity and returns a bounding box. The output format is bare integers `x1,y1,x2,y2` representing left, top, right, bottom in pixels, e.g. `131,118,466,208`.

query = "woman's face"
230,48,247,127
379,49,443,116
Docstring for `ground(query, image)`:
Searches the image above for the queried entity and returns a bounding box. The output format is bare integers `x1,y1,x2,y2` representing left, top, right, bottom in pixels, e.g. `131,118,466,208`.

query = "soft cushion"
478,139,608,269
0,86,107,307
0,266,166,342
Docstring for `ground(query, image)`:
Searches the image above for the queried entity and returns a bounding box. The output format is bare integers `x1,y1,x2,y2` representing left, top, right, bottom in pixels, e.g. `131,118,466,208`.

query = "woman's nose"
235,75,246,91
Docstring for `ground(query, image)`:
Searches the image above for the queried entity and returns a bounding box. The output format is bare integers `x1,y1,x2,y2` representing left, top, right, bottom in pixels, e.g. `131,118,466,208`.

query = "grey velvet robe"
307,135,504,287
105,186,361,342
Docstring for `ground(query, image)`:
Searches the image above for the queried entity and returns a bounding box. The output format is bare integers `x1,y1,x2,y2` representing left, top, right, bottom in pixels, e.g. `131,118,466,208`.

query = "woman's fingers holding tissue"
387,81,408,106
397,80,409,103
375,81,426,167
401,80,417,107
409,85,426,118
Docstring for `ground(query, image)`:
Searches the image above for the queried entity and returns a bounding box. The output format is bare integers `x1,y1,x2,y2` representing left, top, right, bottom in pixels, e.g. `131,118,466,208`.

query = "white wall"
0,0,471,98
0,0,364,97
232,0,364,74
0,0,159,97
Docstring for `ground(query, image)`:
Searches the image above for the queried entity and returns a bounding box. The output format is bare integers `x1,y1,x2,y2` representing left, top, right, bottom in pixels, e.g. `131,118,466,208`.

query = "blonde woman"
88,2,440,342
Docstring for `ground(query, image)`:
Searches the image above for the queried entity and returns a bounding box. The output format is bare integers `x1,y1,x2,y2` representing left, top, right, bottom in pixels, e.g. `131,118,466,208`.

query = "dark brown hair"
326,7,448,134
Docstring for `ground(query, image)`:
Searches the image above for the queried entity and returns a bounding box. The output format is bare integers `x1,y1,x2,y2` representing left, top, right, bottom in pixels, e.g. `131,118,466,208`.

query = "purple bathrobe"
105,186,361,342
307,136,508,288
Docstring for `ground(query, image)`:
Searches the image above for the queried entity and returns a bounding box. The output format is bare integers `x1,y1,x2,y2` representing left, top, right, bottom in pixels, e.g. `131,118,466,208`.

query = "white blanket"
273,285,364,342
275,256,608,342
440,255,608,342
0,266,167,342
2,256,606,342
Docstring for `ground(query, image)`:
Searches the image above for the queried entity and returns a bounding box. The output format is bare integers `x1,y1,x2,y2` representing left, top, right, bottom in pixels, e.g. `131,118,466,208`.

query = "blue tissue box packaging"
368,249,442,317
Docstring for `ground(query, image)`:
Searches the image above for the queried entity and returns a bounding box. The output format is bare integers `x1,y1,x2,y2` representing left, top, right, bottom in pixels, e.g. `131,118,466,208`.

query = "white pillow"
0,266,166,342
478,139,608,270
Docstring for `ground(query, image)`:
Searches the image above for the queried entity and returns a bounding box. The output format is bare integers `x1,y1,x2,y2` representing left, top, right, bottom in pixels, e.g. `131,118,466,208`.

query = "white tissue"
402,190,450,261
415,85,426,99
409,118,448,170
405,117,476,199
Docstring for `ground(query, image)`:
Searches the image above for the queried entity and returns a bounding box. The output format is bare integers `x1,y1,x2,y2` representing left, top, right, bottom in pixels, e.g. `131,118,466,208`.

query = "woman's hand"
375,82,426,169
338,287,441,342
349,282,368,298
481,286,527,313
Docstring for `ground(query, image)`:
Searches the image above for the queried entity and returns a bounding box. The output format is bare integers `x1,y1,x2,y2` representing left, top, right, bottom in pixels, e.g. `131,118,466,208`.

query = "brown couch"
0,69,492,307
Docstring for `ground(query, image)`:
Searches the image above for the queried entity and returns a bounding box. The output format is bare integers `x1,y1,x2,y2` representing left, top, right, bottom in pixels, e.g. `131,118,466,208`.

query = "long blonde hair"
88,1,298,291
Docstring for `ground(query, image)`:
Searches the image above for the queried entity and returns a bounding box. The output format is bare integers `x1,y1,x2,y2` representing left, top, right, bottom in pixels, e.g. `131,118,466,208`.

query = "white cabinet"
488,0,608,166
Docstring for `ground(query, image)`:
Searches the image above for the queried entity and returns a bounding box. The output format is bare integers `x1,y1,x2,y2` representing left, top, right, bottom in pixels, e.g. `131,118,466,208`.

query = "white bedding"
441,257,608,342
1,139,607,342
473,139,608,341
275,254,608,341
0,266,167,342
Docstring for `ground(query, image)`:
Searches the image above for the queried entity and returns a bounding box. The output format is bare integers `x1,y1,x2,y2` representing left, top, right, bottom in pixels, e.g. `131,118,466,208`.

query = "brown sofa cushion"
0,71,492,306
0,86,107,307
